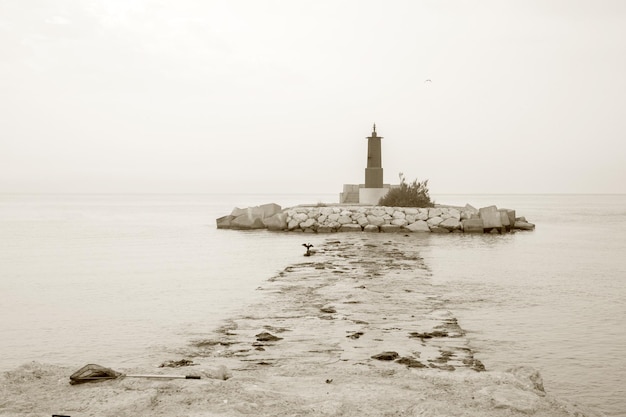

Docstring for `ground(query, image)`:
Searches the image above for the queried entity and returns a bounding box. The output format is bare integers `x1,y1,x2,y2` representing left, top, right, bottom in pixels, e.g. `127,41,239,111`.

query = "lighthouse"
339,124,392,205
365,123,383,188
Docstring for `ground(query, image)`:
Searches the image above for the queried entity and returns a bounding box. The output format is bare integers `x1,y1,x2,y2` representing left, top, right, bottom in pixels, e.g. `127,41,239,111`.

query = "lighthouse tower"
365,123,383,188
358,123,389,205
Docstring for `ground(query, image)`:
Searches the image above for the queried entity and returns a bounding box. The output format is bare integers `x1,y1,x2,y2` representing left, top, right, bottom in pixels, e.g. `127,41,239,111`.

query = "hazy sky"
1,0,625,194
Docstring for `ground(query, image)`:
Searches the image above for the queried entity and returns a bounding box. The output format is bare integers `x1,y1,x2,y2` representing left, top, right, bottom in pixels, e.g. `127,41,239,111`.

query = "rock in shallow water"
371,351,400,361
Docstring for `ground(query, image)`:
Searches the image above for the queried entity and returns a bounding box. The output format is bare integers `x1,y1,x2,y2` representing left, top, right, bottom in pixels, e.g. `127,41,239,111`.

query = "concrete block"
479,205,502,229
462,218,484,233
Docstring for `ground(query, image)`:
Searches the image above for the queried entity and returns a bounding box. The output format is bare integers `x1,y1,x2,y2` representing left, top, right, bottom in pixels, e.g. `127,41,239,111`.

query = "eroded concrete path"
189,235,484,375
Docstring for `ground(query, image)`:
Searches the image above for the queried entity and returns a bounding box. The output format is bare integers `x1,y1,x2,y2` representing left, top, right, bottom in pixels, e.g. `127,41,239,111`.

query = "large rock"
293,212,309,223
501,209,516,231
356,216,370,226
287,218,300,230
337,215,353,225
404,220,430,232
237,205,273,223
391,218,408,227
428,208,443,218
231,213,265,229
370,208,386,217
380,224,402,233
363,224,380,233
216,215,234,229
416,208,429,220
439,218,461,231
448,208,461,221
427,216,443,227
338,224,362,232
479,205,502,229
259,203,282,218
462,218,484,233
263,213,287,231
514,220,536,230
300,218,316,230
367,215,385,226
230,207,247,217
499,210,511,228
464,203,479,215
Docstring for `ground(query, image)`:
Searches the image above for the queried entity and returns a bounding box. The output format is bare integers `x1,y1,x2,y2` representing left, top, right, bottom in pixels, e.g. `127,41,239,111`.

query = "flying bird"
424,79,432,83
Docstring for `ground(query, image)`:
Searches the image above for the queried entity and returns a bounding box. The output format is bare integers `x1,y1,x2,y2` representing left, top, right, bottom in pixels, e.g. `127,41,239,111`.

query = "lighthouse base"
359,188,389,205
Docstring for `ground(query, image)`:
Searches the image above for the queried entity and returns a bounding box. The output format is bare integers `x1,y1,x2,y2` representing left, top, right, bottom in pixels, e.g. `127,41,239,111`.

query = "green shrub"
378,173,435,208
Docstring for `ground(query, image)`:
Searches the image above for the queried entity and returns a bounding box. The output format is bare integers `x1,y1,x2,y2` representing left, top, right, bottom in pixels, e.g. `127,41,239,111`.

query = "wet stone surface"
187,234,484,374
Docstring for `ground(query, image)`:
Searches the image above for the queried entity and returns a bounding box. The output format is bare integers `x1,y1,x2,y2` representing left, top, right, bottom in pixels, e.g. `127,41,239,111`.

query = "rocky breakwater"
216,203,536,234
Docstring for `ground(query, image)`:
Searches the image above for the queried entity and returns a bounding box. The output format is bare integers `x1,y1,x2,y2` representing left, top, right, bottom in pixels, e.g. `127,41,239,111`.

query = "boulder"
337,215,353,225
405,208,418,215
404,220,430,232
502,209,516,230
427,216,443,227
231,213,265,229
328,213,340,222
464,203,479,214
380,224,402,233
462,218,484,233
448,208,461,221
259,203,282,218
263,213,287,231
439,218,462,231
338,224,362,233
356,216,370,226
363,225,380,233
514,221,536,231
428,208,443,218
230,204,276,220
230,207,249,217
293,212,309,223
216,215,234,229
499,210,510,226
392,211,406,219
479,205,502,229
370,208,386,217
391,218,408,227
366,215,385,226
300,218,316,229
306,209,320,219
287,219,300,230
416,209,429,221
371,351,399,361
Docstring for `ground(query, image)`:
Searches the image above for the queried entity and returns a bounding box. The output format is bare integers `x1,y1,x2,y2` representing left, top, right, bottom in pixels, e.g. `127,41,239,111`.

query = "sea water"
0,193,624,416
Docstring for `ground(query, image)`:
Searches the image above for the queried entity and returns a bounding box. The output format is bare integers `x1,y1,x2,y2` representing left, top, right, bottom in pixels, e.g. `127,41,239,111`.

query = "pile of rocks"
216,203,535,234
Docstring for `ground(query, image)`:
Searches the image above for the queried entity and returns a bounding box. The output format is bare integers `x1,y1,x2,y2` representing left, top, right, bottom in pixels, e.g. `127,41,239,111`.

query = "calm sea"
1,193,624,416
